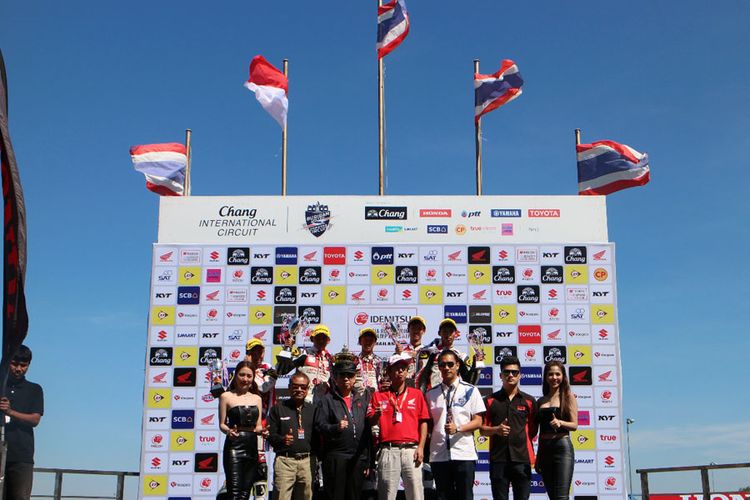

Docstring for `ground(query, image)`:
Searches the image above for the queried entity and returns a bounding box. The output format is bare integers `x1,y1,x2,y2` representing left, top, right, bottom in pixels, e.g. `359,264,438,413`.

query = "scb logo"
530,474,546,493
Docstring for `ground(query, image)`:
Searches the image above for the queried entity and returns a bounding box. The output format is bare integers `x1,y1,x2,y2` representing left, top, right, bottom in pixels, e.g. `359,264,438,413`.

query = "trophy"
383,321,406,352
209,358,229,397
276,314,308,374
467,328,487,368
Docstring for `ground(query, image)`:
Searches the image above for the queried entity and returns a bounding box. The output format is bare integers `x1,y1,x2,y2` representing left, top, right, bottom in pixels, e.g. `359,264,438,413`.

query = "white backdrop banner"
140,196,625,500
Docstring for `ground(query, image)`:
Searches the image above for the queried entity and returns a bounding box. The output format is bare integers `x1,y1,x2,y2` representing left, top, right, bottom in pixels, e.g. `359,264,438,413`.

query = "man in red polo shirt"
368,353,430,500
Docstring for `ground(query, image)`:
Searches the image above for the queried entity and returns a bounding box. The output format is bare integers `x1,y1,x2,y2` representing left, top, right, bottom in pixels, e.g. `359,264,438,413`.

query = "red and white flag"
243,55,288,128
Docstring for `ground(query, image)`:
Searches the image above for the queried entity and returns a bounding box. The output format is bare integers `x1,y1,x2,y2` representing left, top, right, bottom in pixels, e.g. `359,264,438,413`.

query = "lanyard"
441,383,457,417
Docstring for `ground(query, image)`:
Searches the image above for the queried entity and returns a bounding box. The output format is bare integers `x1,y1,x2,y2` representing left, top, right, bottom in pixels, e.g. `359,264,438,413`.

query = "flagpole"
184,129,192,196
378,0,385,195
474,59,482,196
281,59,289,196
575,128,581,146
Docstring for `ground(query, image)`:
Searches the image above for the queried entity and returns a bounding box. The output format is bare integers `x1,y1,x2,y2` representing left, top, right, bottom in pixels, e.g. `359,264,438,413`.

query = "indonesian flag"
243,55,288,128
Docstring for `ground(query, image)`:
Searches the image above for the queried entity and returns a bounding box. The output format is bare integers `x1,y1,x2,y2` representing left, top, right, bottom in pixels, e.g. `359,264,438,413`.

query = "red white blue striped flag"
474,60,523,122
130,143,187,196
577,140,650,195
377,0,410,58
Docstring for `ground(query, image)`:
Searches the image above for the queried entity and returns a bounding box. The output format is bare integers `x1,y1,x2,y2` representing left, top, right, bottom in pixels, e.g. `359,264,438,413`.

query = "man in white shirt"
425,349,485,500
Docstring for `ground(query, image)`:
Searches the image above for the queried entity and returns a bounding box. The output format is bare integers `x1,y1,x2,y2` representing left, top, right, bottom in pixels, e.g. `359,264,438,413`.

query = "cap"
407,315,427,328
388,352,413,367
245,339,264,352
310,324,331,338
439,318,458,331
334,360,358,375
359,327,377,339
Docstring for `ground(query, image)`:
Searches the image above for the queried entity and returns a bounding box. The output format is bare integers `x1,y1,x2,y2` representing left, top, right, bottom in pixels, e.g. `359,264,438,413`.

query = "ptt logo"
171,410,195,429
443,305,467,323
177,286,200,305
427,225,448,234
371,247,394,264
275,247,298,265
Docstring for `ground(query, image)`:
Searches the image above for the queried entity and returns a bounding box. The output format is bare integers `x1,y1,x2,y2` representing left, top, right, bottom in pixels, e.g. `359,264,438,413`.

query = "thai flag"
577,140,650,195
474,60,523,122
130,143,187,196
377,0,410,59
244,55,288,128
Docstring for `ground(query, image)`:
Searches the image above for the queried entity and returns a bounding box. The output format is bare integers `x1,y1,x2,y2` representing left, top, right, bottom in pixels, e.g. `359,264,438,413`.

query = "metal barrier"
31,468,139,500
636,462,750,499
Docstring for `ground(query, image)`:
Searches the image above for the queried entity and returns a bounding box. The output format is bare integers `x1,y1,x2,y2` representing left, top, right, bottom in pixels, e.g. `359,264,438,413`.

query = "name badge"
297,428,305,439
394,411,402,423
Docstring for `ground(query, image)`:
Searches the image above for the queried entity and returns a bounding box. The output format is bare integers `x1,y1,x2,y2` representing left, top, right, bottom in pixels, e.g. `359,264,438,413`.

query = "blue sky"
2,0,749,495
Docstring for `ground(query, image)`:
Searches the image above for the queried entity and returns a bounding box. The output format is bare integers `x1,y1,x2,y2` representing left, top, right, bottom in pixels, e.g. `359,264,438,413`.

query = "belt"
278,452,310,459
381,442,417,449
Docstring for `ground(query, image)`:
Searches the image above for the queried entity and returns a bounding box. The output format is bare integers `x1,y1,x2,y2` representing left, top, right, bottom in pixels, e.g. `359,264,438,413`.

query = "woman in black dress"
536,360,578,500
219,360,263,500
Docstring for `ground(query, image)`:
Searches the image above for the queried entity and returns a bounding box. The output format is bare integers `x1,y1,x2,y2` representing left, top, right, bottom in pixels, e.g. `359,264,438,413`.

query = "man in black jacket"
315,353,372,500
267,371,317,500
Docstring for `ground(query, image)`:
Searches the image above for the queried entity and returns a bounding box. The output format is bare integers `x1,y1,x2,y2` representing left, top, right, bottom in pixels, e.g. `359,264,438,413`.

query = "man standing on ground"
315,353,371,500
368,353,429,500
480,355,538,500
267,371,317,500
425,350,485,500
1,345,44,500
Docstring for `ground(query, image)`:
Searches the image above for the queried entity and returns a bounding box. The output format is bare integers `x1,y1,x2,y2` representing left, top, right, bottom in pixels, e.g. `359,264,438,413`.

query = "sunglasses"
437,361,456,368
502,369,520,377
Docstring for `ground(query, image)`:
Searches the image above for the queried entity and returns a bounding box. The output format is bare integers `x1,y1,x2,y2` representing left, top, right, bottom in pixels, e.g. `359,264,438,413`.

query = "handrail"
31,467,140,500
636,462,750,500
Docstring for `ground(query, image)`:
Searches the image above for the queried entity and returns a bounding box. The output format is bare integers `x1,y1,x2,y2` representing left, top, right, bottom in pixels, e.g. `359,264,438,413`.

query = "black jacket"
314,386,371,460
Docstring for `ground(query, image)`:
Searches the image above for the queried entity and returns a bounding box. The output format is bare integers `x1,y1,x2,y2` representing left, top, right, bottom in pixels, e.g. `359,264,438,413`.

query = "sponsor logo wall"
142,197,622,499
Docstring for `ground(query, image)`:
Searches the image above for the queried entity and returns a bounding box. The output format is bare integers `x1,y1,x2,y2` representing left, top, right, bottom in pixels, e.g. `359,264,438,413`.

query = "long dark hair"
228,360,259,394
542,361,573,421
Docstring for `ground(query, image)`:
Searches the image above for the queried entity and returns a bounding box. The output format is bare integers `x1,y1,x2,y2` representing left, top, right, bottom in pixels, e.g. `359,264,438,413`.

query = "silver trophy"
383,321,406,351
209,358,228,397
467,328,487,368
276,313,309,374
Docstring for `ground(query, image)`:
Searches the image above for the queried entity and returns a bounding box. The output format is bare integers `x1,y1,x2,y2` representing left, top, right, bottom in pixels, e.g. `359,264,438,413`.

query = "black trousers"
4,462,34,500
431,460,476,500
321,454,367,500
490,461,531,500
537,437,575,500
222,431,258,500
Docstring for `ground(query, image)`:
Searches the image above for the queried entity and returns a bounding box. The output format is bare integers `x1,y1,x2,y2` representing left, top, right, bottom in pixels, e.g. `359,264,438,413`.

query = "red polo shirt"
368,387,429,444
